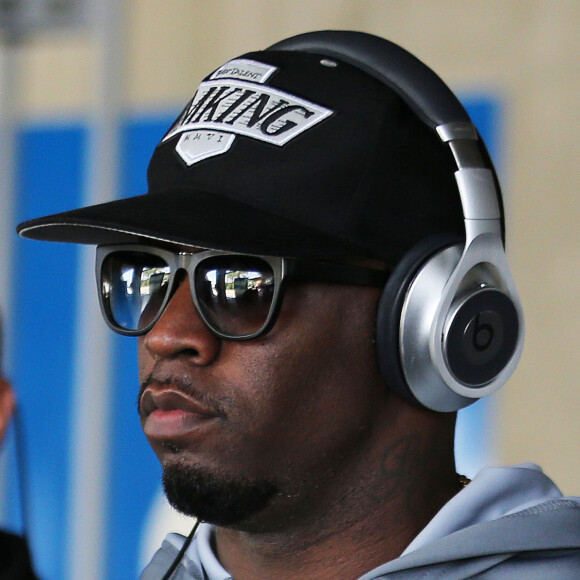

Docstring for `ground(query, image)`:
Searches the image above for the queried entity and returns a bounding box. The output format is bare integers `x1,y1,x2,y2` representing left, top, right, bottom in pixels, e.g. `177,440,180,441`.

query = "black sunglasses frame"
96,244,389,341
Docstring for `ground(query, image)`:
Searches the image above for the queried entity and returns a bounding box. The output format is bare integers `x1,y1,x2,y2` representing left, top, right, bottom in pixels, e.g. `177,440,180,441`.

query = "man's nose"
142,276,221,364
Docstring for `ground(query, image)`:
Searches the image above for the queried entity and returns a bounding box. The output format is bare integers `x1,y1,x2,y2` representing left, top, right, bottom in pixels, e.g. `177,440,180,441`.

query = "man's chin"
162,460,278,527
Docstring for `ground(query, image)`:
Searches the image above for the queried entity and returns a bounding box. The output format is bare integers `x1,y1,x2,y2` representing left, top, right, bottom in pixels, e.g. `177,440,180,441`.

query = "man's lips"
140,387,220,441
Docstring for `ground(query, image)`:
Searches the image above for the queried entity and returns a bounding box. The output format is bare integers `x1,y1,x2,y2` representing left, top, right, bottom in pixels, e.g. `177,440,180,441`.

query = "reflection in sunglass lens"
103,251,171,331
195,256,275,337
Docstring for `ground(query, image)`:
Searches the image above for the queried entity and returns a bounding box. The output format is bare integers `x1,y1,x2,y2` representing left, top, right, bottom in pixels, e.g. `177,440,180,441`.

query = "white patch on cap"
164,59,334,166
209,58,277,84
175,130,235,166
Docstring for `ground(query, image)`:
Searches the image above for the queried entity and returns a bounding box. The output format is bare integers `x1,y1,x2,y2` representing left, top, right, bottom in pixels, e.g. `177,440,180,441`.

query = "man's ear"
0,377,15,443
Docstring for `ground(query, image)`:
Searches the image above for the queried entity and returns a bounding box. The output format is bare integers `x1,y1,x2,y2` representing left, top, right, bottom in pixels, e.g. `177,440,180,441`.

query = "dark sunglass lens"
195,256,275,337
102,251,171,332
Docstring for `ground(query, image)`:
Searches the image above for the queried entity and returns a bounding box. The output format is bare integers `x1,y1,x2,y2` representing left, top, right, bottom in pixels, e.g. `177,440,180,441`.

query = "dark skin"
138,272,459,580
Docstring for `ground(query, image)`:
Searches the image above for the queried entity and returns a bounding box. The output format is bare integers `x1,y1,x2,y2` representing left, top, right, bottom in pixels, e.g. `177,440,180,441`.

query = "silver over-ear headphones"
269,30,524,412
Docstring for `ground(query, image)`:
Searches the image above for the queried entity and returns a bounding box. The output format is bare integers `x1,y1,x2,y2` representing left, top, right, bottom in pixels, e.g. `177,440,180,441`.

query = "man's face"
138,270,390,529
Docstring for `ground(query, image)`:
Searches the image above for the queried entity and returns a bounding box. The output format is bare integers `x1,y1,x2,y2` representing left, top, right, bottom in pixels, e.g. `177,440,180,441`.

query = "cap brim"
17,188,368,259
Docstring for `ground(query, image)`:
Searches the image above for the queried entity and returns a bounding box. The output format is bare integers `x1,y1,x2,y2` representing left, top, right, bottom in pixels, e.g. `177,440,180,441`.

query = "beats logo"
445,289,519,387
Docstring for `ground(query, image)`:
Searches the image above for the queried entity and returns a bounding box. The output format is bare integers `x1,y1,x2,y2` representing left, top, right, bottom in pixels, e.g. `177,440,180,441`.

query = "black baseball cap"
17,34,464,265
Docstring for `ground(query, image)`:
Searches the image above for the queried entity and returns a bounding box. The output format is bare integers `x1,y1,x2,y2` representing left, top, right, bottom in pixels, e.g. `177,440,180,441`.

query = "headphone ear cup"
376,234,462,407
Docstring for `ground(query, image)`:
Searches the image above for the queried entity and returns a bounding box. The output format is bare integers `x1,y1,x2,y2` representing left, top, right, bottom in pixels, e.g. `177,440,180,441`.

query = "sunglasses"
96,244,389,341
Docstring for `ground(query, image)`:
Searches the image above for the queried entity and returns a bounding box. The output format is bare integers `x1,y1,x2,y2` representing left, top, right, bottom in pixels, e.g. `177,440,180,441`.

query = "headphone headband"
268,30,470,129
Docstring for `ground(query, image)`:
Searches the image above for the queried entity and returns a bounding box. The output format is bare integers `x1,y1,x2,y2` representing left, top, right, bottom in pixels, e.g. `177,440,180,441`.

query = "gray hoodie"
141,464,580,579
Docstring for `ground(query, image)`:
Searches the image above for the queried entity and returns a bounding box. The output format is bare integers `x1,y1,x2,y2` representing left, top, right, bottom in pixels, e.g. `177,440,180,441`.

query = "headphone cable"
160,518,201,580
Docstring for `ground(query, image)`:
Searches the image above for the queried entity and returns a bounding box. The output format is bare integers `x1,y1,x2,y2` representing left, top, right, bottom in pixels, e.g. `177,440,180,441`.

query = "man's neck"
213,413,459,580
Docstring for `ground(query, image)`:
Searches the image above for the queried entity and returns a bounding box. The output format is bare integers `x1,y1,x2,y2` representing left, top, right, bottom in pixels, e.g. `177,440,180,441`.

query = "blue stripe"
12,124,85,580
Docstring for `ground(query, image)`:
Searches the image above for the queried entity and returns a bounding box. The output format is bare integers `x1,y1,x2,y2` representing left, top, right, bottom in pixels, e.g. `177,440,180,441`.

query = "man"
17,31,580,579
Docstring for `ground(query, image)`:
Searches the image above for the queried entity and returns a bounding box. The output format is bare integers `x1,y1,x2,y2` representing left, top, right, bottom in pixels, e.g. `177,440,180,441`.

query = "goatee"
162,460,278,527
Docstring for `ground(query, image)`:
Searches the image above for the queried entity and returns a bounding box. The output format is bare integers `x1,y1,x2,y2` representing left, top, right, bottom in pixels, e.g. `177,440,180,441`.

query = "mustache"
137,370,231,418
